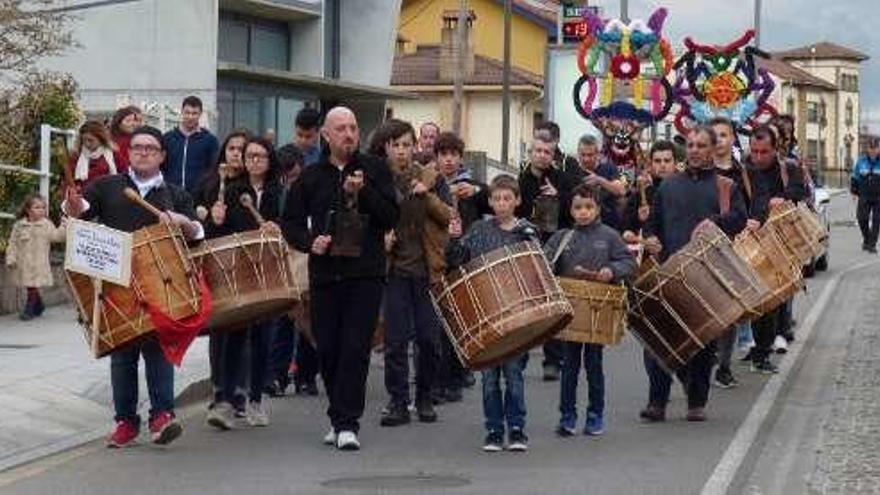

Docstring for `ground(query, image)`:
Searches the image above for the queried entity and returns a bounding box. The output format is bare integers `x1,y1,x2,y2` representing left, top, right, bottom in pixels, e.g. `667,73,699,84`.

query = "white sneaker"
246,399,270,427
336,430,360,451
772,335,789,354
206,402,235,431
323,428,337,446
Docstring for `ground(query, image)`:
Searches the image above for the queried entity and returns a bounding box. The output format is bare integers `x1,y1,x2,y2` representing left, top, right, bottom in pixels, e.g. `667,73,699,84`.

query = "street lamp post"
500,0,512,166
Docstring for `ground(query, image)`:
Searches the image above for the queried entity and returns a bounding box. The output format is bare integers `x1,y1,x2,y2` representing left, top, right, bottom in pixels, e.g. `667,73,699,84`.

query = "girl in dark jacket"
109,106,143,172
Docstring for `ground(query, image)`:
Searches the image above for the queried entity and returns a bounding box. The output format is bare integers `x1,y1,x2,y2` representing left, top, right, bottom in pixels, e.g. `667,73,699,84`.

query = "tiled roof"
508,0,559,28
391,45,544,87
757,57,838,90
773,41,869,62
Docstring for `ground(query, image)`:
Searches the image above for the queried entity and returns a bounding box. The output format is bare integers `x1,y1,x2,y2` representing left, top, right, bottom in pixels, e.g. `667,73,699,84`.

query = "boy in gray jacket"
544,184,636,436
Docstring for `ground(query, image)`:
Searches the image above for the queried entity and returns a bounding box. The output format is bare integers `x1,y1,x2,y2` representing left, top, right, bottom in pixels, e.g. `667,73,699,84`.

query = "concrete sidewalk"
0,306,209,472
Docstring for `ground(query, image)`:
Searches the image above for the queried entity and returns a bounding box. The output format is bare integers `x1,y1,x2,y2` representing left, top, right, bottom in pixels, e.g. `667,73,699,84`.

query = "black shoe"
542,364,560,382
713,366,738,389
431,387,447,406
444,387,463,403
750,358,779,374
639,405,666,422
869,246,878,254
463,373,476,388
507,429,528,451
416,400,437,423
295,381,319,396
483,431,503,452
380,403,410,427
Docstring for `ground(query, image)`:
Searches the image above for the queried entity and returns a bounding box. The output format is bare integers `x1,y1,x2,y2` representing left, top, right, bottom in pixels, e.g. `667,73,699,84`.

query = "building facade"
41,0,408,141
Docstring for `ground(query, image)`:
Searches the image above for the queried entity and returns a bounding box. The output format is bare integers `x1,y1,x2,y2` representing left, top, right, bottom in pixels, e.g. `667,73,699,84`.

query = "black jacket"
281,152,398,285
622,179,660,234
80,173,197,233
516,164,573,235
645,168,747,261
743,158,806,223
206,177,284,238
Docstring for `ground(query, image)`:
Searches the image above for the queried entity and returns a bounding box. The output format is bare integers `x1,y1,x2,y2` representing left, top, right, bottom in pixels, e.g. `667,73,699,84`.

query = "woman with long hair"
109,106,143,171
66,120,121,188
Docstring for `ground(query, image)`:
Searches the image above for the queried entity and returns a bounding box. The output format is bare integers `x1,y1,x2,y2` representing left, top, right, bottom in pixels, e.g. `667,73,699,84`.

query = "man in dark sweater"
65,126,204,449
641,125,747,423
742,125,806,374
281,107,398,451
566,134,626,231
517,131,573,381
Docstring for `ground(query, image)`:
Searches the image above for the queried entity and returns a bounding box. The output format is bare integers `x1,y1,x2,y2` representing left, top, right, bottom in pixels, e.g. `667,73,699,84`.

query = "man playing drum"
517,132,573,382
281,107,398,451
65,126,204,448
641,126,748,422
742,125,807,374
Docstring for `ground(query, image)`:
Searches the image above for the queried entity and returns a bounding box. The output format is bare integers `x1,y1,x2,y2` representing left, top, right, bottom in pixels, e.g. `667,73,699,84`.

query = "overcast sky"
590,0,880,131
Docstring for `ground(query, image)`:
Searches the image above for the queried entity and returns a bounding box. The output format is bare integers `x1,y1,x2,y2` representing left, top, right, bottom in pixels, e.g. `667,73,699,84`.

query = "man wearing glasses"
65,126,204,449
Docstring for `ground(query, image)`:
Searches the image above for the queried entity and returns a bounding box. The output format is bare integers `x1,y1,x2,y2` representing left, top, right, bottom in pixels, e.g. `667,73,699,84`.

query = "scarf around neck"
75,146,117,181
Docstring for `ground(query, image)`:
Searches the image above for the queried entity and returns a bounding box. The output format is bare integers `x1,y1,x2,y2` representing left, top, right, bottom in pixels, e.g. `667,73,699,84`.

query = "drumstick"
240,193,265,225
217,163,229,205
123,187,164,219
639,179,648,208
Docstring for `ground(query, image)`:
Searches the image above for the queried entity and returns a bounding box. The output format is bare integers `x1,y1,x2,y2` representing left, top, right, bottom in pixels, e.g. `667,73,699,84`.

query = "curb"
0,376,211,474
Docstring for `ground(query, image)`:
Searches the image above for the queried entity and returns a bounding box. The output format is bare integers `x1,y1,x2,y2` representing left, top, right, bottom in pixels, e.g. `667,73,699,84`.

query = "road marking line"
701,260,880,495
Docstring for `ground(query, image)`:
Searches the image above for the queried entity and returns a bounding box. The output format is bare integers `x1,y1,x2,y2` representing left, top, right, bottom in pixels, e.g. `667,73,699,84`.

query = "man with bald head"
282,107,399,450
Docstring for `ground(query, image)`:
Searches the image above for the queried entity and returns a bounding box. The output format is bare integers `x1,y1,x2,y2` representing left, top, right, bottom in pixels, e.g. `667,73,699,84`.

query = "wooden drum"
627,222,768,371
556,278,627,346
66,223,202,358
191,230,298,332
733,228,803,315
765,201,826,265
432,241,573,370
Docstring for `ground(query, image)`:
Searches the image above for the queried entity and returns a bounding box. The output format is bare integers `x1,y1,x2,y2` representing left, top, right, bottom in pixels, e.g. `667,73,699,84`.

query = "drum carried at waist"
190,229,298,332
556,278,627,346
432,241,573,370
627,222,768,371
765,201,826,265
66,223,202,358
733,227,803,315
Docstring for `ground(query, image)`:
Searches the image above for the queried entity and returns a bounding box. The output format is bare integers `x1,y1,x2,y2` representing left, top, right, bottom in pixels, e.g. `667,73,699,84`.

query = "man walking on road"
851,138,880,253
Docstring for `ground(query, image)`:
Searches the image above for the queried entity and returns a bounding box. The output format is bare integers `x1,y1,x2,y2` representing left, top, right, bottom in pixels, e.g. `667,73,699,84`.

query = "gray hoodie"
543,221,636,282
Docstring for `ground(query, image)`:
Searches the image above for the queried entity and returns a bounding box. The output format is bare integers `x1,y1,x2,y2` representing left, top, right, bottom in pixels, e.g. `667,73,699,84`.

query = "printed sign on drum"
64,219,133,286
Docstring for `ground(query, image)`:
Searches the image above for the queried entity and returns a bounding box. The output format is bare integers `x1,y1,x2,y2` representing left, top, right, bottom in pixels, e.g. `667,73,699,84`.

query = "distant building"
762,41,868,185
39,0,410,140
388,9,544,168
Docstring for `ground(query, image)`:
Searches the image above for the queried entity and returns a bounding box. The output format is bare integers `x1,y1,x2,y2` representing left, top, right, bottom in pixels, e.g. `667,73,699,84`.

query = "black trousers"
752,306,784,360
311,278,384,433
857,198,880,247
383,274,440,406
437,328,467,390
543,339,563,368
644,344,715,409
295,329,319,386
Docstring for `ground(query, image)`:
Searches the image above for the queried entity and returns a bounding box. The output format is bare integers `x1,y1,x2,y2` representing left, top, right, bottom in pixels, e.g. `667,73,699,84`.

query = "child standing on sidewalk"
5,195,66,320
453,175,539,452
543,185,635,437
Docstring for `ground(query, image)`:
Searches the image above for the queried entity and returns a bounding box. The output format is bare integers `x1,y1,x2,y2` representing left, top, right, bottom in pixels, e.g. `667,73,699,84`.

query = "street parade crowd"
6,90,856,454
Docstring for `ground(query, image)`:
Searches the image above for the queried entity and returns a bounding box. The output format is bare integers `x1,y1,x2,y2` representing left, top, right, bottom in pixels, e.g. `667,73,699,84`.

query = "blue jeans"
559,343,604,426
111,338,174,423
481,354,527,434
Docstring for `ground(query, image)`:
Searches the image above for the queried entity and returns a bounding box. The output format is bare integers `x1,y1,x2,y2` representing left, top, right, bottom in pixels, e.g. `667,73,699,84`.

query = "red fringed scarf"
143,274,213,366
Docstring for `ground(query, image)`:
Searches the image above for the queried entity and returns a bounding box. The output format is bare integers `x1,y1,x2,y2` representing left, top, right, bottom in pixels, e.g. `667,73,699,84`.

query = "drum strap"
550,229,577,267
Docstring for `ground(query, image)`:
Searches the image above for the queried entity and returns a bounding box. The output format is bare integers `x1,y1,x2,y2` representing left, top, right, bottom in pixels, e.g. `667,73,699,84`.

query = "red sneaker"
106,420,139,448
148,411,183,445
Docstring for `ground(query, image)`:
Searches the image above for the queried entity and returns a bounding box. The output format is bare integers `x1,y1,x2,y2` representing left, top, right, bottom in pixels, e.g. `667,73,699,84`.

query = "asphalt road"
0,193,867,495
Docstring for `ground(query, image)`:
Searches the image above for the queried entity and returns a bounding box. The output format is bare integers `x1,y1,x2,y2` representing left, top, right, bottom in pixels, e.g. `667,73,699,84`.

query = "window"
786,96,795,116
819,139,826,166
216,80,313,141
806,139,819,160
218,12,289,70
846,141,854,168
807,102,819,123
846,99,854,127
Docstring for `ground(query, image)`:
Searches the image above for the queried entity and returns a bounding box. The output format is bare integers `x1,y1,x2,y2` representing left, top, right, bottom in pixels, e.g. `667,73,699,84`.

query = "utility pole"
620,0,629,23
754,0,762,48
501,0,512,166
452,0,467,136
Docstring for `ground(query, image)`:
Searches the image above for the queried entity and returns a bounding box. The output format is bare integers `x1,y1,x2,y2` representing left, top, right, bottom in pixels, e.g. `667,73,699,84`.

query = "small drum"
627,222,768,371
733,228,803,314
191,230,298,332
66,222,201,358
556,278,627,346
432,241,573,370
765,201,826,265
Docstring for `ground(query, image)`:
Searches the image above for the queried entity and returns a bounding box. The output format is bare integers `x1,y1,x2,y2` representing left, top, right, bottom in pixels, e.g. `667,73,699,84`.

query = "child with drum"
544,185,636,437
453,175,539,452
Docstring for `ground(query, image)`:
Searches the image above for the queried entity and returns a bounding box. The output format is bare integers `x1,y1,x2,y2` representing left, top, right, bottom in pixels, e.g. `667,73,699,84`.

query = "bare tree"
0,0,72,74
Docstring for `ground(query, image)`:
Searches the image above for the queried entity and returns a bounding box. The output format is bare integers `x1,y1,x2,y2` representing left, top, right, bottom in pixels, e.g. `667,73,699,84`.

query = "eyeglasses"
245,153,269,163
130,144,162,155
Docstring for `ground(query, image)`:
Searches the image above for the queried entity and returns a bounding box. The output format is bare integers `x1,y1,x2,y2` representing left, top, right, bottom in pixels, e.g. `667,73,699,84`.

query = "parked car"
804,186,831,277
